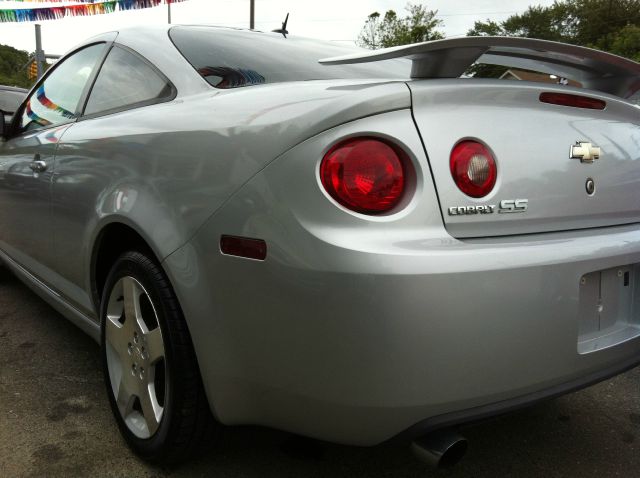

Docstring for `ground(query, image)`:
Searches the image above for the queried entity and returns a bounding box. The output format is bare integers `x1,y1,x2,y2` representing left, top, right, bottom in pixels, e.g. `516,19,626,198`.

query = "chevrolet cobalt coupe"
1,26,639,466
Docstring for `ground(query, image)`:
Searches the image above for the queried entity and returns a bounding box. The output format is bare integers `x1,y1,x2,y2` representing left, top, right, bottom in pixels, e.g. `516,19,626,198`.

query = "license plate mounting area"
578,264,639,354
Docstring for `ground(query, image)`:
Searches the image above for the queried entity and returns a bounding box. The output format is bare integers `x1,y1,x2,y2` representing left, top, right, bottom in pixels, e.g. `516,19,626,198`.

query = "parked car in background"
0,85,27,126
0,26,639,467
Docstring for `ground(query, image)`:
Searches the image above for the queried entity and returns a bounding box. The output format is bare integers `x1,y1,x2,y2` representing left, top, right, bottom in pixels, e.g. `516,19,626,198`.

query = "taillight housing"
320,137,406,214
450,140,497,198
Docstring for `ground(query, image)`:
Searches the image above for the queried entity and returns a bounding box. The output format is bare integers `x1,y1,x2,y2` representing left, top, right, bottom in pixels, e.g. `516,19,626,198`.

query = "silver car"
1,26,639,466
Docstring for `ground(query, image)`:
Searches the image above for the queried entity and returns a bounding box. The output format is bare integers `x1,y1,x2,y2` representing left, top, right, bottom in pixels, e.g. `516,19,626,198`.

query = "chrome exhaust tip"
411,429,468,468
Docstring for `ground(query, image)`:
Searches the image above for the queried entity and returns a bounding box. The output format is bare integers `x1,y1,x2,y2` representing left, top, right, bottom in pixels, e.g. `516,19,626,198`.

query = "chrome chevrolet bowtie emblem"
570,141,601,163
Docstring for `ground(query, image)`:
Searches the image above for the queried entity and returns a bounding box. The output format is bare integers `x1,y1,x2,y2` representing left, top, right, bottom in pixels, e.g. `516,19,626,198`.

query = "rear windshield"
0,89,26,113
169,26,410,89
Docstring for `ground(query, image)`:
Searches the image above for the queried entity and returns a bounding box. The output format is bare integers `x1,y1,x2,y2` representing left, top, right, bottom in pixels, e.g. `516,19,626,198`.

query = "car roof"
0,85,28,93
104,24,357,51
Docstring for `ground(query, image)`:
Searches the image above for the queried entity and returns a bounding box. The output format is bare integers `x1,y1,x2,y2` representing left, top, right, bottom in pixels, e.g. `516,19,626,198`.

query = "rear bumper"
167,221,640,446
397,351,640,441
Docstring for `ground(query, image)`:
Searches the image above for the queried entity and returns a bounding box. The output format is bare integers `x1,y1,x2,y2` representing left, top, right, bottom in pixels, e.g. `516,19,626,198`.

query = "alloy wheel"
105,276,167,439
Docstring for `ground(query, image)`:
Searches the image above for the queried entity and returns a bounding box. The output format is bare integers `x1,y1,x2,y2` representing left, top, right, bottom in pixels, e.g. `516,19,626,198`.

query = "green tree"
609,24,640,61
501,4,572,42
358,3,444,49
564,0,640,51
467,20,504,37
0,44,32,88
467,0,640,77
468,0,640,56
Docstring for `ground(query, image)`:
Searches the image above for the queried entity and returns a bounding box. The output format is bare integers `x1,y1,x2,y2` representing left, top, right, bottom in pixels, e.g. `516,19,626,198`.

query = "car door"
0,43,107,284
51,44,175,314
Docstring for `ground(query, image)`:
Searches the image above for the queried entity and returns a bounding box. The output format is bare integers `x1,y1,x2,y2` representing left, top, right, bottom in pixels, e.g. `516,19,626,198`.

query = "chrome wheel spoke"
139,385,162,437
116,377,136,418
122,277,141,325
105,314,129,357
145,328,164,364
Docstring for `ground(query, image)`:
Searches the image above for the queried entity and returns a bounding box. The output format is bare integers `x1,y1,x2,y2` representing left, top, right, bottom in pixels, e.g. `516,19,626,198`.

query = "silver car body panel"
51,78,409,316
1,26,639,446
0,124,72,282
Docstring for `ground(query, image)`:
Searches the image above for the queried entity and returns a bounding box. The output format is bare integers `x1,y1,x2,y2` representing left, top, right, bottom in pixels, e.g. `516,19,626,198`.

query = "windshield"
169,26,410,89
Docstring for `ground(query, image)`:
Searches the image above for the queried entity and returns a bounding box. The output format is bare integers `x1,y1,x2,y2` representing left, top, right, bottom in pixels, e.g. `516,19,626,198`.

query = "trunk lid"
409,79,640,237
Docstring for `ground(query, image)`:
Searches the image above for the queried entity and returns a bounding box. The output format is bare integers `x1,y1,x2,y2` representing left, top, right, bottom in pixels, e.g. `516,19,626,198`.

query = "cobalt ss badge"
448,199,528,216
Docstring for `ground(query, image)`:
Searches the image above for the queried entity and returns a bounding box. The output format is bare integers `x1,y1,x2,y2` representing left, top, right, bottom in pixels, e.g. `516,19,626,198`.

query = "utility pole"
33,24,61,81
168,0,172,24
34,24,44,80
250,0,255,29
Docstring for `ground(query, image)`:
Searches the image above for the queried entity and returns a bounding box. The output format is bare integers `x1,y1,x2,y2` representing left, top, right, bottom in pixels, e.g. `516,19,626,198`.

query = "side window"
19,43,105,133
84,46,172,116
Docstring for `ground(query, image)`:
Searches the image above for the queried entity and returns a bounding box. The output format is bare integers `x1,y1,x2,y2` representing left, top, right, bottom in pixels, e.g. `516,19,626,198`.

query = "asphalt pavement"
1,264,639,478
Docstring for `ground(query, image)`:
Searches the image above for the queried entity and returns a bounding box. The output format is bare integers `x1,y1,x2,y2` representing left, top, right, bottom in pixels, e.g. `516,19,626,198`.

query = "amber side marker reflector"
539,92,606,110
220,235,267,261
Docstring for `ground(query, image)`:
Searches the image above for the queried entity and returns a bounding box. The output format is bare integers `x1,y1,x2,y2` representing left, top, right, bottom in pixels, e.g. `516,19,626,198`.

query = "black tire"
100,251,214,464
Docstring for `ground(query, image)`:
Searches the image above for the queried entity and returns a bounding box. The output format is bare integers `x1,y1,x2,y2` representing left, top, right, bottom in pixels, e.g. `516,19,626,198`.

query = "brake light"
540,92,606,110
450,141,497,198
320,137,406,214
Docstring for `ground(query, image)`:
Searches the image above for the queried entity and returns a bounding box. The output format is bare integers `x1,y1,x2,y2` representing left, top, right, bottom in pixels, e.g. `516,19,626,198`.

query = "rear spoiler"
319,36,640,99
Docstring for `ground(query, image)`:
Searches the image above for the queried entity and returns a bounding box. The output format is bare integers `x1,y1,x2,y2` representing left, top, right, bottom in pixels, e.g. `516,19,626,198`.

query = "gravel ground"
1,264,639,478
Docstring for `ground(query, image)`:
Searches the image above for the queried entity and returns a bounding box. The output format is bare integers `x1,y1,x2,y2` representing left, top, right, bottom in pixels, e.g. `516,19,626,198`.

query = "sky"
0,0,557,56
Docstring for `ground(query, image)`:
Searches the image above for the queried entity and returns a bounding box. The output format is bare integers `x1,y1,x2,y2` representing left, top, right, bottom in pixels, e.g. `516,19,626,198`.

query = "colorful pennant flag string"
0,0,186,23
3,1,101,3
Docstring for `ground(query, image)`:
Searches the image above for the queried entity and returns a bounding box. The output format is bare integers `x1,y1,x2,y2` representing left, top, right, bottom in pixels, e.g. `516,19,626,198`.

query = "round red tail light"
450,141,497,198
320,137,406,214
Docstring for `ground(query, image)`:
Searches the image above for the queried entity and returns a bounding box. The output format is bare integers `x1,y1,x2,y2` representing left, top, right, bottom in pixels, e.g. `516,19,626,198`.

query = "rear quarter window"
84,46,173,116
